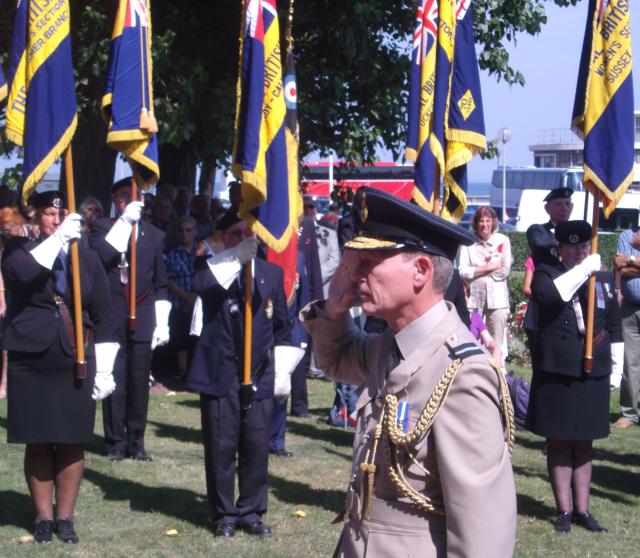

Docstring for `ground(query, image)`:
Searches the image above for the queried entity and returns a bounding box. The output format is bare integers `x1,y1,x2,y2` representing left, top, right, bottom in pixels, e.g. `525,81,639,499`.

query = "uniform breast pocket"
365,523,441,557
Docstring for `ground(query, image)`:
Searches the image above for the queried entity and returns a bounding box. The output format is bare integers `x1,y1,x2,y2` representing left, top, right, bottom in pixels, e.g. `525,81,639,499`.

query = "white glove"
580,253,601,275
54,213,82,244
230,236,259,264
29,213,82,270
273,345,306,401
121,201,144,225
105,201,144,252
151,299,172,350
206,237,259,289
554,254,601,302
92,342,119,401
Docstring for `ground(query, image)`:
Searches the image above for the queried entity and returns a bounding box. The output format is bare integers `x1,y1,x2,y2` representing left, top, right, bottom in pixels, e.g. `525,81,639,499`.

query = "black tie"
387,339,402,377
54,251,67,296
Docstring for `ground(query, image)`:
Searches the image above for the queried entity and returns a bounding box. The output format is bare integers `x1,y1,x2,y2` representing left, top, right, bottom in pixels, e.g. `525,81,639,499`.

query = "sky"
468,2,640,182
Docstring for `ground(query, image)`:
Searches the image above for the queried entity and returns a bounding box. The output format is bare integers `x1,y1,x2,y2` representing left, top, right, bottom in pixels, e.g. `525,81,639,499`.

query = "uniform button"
375,398,383,408
54,312,59,318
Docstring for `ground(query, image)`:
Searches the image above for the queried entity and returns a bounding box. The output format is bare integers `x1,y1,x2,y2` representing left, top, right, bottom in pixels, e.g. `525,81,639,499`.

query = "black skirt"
7,338,96,444
525,369,610,441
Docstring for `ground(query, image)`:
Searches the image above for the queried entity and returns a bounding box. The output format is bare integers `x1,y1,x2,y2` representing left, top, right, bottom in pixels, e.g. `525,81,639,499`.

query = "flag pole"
129,179,138,331
583,189,600,373
64,147,87,379
241,263,254,408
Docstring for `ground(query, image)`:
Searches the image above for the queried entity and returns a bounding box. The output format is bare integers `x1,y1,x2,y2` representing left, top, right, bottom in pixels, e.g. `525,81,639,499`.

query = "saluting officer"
302,187,517,558
185,210,291,538
3,191,118,544
89,177,170,462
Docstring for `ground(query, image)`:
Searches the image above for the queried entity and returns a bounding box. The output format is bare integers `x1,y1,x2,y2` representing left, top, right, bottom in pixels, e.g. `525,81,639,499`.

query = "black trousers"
200,386,273,527
290,347,311,417
102,341,152,455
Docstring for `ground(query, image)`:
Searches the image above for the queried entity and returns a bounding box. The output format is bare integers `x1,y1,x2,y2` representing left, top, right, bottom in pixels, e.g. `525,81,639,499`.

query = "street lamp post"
498,127,512,224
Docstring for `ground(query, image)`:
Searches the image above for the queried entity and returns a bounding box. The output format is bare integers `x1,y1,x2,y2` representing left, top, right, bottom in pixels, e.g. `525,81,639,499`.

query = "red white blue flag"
102,0,159,187
233,0,298,252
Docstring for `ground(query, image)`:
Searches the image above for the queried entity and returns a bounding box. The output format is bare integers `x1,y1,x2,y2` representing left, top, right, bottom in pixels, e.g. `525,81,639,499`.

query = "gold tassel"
139,107,158,133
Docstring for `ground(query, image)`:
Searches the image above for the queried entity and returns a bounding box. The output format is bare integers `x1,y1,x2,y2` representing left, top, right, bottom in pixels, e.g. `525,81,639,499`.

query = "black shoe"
553,512,572,533
131,451,153,462
107,451,125,462
270,448,294,458
239,521,272,537
572,511,608,532
213,523,236,538
33,520,54,544
56,519,79,544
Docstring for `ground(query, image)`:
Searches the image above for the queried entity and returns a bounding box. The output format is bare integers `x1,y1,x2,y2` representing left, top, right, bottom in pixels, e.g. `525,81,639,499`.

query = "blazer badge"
265,299,274,319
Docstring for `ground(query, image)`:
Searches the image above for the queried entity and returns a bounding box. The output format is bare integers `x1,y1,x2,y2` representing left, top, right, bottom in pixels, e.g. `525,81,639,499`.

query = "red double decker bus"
301,161,415,201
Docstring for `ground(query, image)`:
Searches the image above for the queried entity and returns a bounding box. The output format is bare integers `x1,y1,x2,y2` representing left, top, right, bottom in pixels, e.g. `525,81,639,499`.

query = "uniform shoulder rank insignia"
449,342,484,360
265,298,274,319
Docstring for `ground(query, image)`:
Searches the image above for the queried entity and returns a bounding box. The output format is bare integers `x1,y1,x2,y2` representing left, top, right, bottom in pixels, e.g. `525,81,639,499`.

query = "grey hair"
402,251,454,294
79,196,103,214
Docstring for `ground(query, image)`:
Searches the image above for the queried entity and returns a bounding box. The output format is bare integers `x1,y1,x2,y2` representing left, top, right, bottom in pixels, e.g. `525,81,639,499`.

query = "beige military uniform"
302,300,517,558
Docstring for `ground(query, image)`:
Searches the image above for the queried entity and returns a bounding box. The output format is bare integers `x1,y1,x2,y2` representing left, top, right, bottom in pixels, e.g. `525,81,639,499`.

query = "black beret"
216,209,242,232
345,187,474,260
544,187,574,203
555,220,591,244
30,190,66,210
112,176,134,193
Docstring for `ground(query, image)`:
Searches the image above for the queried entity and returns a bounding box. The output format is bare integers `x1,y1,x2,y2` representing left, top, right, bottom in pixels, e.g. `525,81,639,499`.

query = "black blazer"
299,217,324,301
2,237,114,355
89,217,168,343
531,262,623,379
526,222,559,267
186,257,292,399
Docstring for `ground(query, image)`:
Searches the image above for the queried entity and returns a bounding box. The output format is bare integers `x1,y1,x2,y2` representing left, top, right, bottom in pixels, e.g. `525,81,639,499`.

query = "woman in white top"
458,206,512,353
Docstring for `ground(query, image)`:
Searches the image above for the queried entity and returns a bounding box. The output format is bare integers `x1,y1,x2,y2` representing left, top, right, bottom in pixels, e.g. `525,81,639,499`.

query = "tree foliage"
0,0,580,201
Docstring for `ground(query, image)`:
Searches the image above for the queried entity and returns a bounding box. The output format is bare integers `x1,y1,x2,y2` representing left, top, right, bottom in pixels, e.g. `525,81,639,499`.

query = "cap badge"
569,234,579,244
359,192,368,223
52,197,63,209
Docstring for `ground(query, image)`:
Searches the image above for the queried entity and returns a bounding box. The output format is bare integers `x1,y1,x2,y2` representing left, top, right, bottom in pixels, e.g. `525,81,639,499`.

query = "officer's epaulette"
447,342,484,360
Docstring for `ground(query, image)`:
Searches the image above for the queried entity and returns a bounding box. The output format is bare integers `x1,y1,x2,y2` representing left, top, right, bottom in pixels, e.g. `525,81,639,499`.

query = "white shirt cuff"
105,218,133,253
29,234,64,270
207,252,242,290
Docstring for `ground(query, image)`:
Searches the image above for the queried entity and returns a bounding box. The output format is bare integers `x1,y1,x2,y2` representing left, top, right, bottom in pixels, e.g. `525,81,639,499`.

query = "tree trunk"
198,158,217,196
158,141,197,192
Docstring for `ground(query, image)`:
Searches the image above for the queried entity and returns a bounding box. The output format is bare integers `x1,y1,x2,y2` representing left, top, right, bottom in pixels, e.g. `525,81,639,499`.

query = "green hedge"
504,231,620,271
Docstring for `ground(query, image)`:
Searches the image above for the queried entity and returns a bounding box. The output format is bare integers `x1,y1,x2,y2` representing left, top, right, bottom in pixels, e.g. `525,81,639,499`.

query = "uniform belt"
53,295,91,349
345,493,444,531
123,286,153,306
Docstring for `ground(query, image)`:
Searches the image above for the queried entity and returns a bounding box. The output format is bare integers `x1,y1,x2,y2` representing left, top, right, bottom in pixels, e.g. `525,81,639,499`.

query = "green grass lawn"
1,373,639,557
